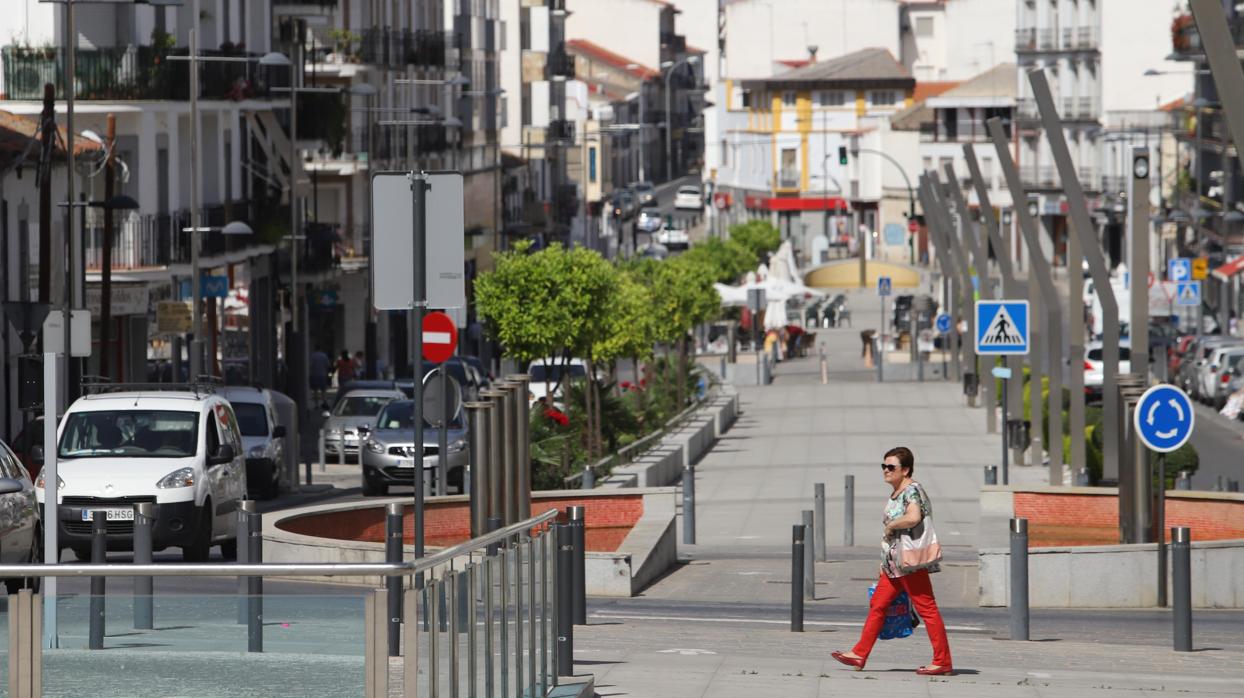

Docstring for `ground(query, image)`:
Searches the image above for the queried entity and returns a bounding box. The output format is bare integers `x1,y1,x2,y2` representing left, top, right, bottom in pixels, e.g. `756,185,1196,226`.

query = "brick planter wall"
1011,489,1244,547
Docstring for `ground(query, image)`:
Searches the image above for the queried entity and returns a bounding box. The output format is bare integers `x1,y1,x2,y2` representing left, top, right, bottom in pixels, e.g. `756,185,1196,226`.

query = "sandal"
916,664,953,676
831,651,866,671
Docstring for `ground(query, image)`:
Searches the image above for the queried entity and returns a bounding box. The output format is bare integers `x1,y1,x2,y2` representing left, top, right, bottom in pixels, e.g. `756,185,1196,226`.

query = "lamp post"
662,56,700,184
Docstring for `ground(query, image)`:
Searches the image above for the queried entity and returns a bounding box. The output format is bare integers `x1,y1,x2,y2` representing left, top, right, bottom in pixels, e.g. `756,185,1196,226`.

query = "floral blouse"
881,481,936,578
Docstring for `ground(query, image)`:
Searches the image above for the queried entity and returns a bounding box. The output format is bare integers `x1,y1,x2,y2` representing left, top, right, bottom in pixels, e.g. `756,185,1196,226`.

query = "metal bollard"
1172,526,1192,652
801,510,815,600
133,502,155,630
820,356,828,384
720,355,727,379
1176,471,1191,490
682,464,696,545
385,502,403,657
791,524,805,632
569,506,586,626
466,401,492,537
248,508,264,653
318,427,326,472
1010,518,1029,641
984,465,998,486
813,483,827,562
1216,475,1224,492
89,510,106,650
237,500,256,625
582,465,595,490
1230,479,1240,493
843,474,855,547
338,429,346,468
486,516,502,557
555,523,574,677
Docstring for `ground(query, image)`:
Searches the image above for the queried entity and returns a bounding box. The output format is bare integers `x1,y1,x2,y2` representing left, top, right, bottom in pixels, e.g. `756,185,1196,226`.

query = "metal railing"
357,28,448,68
0,507,565,698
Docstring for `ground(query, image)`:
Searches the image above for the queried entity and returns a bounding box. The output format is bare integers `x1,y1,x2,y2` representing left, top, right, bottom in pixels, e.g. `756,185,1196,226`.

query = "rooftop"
746,48,914,88
566,39,658,80
927,63,1016,106
0,109,103,163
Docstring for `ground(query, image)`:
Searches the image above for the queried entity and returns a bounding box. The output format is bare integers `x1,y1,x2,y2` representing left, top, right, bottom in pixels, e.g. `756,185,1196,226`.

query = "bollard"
582,464,595,490
318,427,326,472
820,356,828,385
486,516,502,557
984,465,998,486
569,506,586,626
385,503,403,657
813,483,827,562
720,355,727,379
133,502,155,630
1076,467,1090,486
506,374,533,521
791,524,805,632
338,429,346,468
237,500,257,625
1009,518,1029,641
682,464,696,545
555,523,574,677
1172,526,1192,652
465,401,492,537
801,510,815,601
248,508,264,653
1216,475,1224,492
1176,470,1191,490
89,510,106,650
843,474,855,547
1230,479,1240,493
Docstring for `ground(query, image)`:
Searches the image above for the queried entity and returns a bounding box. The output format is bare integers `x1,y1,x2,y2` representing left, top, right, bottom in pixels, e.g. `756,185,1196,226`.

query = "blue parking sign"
1168,258,1191,282
975,300,1029,355
878,276,892,297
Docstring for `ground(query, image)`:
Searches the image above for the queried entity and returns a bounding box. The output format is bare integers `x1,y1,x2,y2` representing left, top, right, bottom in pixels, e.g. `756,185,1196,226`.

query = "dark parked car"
0,438,42,592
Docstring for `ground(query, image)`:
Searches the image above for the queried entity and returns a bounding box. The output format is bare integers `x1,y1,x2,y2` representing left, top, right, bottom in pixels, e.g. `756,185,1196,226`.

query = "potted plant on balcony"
327,29,362,63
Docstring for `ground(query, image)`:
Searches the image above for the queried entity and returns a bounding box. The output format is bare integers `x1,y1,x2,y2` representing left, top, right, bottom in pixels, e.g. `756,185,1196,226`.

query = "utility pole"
99,114,116,380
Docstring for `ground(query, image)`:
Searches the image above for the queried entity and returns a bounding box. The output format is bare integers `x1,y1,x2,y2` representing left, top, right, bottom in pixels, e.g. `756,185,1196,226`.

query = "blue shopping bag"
868,583,915,640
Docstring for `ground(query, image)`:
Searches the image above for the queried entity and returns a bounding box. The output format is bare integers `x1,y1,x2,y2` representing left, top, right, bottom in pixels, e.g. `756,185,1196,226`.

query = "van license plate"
81,508,135,522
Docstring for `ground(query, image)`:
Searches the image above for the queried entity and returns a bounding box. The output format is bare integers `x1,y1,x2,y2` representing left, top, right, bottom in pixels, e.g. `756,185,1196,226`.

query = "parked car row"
1172,335,1244,409
608,181,705,221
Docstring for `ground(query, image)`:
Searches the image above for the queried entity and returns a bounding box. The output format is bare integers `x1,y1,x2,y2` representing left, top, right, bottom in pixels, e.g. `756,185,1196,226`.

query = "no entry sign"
422,312,458,363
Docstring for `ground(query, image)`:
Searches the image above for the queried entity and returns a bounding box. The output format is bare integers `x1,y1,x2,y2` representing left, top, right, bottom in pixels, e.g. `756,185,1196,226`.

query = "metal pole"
555,524,573,677
1009,517,1029,641
189,27,203,380
437,365,450,496
813,483,827,562
411,172,428,591
569,506,586,626
1067,215,1087,478
984,465,998,485
505,380,523,524
507,374,532,520
483,389,507,525
466,402,491,537
385,502,403,657
682,464,696,545
843,474,855,547
1172,526,1192,651
63,0,79,403
133,502,154,629
248,508,263,653
237,500,254,624
791,524,805,632
1027,73,1121,483
1002,376,1010,485
89,511,105,650
801,510,815,601
878,296,885,382
1157,453,1168,608
1130,147,1151,382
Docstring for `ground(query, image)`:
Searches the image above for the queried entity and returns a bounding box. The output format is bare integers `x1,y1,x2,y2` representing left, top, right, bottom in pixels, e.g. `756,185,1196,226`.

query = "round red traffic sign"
421,312,458,363
907,218,919,233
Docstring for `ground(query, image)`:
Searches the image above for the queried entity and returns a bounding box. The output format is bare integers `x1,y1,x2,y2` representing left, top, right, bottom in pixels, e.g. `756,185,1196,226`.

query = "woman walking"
831,446,953,675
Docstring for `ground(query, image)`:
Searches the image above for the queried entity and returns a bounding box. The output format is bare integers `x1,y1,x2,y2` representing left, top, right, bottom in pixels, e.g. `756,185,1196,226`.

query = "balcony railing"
547,119,575,143
83,201,258,272
272,0,337,7
547,49,575,80
1015,27,1037,51
1016,98,1040,122
2,45,270,101
1101,175,1127,195
777,171,800,189
1020,165,1059,190
358,29,447,68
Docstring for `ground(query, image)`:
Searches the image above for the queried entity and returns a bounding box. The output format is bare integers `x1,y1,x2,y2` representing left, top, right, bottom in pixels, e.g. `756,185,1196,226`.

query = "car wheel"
362,474,388,497
181,505,213,562
219,535,238,561
5,532,42,594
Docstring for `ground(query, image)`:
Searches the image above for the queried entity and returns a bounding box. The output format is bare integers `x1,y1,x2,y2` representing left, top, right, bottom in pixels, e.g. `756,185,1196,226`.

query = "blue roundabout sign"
1133,384,1195,453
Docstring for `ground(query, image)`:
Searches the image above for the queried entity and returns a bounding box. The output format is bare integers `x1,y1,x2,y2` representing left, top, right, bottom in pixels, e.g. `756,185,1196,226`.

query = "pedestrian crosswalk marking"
975,300,1029,355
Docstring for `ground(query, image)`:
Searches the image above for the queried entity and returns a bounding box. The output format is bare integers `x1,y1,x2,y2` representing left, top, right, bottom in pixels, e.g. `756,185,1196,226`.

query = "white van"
37,389,247,561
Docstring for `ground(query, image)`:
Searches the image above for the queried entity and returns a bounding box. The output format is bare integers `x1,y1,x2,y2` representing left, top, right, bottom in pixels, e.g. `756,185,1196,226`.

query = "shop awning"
743,195,851,212
1212,254,1244,281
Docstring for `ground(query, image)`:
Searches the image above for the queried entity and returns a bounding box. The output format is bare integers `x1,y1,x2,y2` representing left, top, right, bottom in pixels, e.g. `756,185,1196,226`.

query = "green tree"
729,220,781,261
651,255,720,407
680,237,757,284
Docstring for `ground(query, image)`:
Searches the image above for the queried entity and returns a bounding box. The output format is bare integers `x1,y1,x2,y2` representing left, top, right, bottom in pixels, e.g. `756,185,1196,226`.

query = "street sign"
1175,281,1201,307
991,366,1013,379
907,218,918,233
156,301,192,334
935,313,952,334
371,171,466,311
1133,384,1195,453
421,311,458,363
1168,258,1191,282
42,310,91,357
1192,257,1209,280
179,276,229,299
422,370,463,428
746,288,766,313
974,300,1029,355
878,276,892,297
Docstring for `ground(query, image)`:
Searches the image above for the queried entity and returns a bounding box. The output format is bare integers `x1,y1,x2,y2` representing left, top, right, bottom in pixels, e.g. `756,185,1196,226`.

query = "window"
589,146,597,183
233,402,270,437
782,91,797,107
816,90,847,107
59,410,200,459
981,156,994,185
741,89,752,108
779,148,798,187
915,16,934,38
869,90,897,108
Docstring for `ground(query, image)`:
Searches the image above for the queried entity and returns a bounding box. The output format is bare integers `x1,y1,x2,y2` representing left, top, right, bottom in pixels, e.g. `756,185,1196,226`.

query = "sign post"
976,300,1030,486
747,288,766,385
1134,384,1196,608
422,311,459,496
877,277,891,383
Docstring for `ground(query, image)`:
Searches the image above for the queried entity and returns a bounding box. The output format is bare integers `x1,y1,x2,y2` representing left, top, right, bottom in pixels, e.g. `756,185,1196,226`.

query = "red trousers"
851,569,952,667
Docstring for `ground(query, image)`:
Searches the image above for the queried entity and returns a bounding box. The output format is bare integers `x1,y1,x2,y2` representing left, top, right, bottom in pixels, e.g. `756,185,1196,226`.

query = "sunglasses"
881,463,901,473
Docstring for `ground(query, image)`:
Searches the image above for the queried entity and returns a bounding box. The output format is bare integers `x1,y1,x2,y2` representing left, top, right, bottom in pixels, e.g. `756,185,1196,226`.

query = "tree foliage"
679,237,756,284
650,255,720,342
728,220,781,261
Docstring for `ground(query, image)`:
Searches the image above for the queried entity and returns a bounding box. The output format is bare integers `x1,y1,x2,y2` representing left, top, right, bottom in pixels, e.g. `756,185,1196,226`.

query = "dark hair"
884,446,915,477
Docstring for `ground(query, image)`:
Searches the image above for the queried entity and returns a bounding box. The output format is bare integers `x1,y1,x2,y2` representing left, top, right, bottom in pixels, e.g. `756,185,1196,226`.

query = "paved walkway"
573,287,1244,696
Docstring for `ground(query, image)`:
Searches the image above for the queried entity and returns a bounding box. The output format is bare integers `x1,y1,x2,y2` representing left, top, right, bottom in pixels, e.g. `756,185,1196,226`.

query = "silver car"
323,388,405,462
359,400,469,497
0,439,39,592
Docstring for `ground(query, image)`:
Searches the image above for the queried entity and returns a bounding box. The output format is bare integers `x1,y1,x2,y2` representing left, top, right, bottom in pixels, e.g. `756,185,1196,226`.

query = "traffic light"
838,146,848,165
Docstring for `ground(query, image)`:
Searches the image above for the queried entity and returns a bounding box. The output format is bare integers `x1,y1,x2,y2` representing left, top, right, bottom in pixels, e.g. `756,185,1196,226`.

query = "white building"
899,0,1016,82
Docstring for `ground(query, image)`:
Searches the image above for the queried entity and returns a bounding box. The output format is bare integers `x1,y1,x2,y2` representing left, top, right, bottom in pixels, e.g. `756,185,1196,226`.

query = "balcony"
777,170,800,190
83,200,260,272
1015,98,1040,123
547,50,575,80
547,119,575,144
1020,165,1059,191
358,29,447,69
1,45,270,101
272,0,337,10
1101,175,1127,195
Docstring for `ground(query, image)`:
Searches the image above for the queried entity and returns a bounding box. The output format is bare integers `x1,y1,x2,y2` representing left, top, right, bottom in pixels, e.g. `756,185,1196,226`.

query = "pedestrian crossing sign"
1175,281,1201,307
975,300,1029,355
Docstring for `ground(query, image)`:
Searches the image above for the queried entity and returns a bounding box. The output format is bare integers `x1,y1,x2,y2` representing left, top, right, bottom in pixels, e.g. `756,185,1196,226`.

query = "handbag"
868,584,915,640
897,515,943,573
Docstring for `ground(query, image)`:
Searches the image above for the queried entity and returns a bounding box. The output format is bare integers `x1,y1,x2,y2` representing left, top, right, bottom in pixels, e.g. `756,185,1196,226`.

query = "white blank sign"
371,171,466,311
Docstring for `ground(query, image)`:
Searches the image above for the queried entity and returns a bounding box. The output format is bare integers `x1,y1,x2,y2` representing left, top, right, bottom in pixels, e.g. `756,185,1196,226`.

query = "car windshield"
232,402,269,437
59,410,199,459
375,401,464,430
678,187,699,195
1087,347,1131,361
334,396,394,417
528,363,587,382
633,183,654,192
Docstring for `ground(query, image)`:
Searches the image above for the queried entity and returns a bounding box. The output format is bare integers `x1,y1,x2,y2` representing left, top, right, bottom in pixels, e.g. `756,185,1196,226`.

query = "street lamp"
661,55,700,183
